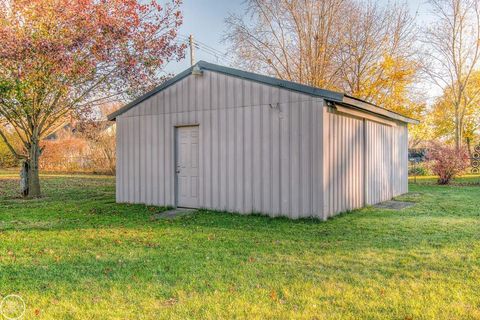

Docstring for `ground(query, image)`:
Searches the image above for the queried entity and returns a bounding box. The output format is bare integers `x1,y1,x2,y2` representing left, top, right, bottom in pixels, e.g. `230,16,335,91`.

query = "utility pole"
189,34,195,66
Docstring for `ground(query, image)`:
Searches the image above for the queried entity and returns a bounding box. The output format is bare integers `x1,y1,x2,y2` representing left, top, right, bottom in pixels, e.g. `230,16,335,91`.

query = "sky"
165,0,439,98
167,0,434,71
164,0,244,74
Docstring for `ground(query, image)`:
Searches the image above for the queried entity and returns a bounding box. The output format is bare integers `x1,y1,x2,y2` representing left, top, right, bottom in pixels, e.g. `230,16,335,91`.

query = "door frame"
174,124,200,208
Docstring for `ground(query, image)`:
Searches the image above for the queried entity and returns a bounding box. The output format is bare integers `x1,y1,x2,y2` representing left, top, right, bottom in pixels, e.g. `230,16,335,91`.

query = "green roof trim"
108,60,419,124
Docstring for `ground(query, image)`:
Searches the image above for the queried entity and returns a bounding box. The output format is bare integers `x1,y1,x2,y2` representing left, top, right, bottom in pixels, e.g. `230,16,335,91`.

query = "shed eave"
340,95,420,125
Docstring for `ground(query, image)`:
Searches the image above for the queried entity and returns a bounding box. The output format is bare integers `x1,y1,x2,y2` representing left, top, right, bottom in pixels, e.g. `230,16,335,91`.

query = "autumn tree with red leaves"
0,0,185,197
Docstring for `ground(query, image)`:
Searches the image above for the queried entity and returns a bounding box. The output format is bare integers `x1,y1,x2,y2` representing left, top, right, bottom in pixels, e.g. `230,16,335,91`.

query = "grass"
0,171,479,319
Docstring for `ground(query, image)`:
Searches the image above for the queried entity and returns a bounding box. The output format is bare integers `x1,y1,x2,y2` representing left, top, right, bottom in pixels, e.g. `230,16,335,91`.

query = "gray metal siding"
392,124,409,196
323,110,409,217
116,70,410,219
323,109,365,218
365,120,393,205
116,70,324,219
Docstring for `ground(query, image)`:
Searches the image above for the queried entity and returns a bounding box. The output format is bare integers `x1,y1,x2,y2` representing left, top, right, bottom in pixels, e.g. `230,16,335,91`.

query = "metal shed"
109,61,418,220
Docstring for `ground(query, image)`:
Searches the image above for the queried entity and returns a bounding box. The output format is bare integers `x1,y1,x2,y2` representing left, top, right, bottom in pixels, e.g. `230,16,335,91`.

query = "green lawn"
0,171,479,319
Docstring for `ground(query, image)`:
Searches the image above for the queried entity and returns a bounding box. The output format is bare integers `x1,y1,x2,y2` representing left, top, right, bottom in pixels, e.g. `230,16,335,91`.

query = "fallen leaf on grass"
161,298,178,306
270,290,277,301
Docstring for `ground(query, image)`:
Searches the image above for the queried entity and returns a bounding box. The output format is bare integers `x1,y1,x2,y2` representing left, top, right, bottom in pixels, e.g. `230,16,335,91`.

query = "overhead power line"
177,34,234,65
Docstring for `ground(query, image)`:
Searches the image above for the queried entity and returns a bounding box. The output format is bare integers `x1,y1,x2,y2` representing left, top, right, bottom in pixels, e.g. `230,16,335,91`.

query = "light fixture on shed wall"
191,65,203,76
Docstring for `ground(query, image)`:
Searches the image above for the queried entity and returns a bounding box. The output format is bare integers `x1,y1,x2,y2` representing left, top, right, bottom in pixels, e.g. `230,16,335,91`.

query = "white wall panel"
323,109,364,218
392,124,409,196
365,120,393,205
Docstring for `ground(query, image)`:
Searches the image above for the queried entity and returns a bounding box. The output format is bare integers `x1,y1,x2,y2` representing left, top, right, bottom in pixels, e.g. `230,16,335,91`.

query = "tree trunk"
454,108,460,150
466,137,473,158
20,160,29,197
26,139,41,197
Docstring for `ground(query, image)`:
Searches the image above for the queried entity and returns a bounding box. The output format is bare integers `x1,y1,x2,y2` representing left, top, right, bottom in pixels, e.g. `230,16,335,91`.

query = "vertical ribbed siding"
392,124,408,196
116,70,410,219
322,110,409,217
365,120,393,205
116,71,324,219
115,116,123,202
323,109,364,218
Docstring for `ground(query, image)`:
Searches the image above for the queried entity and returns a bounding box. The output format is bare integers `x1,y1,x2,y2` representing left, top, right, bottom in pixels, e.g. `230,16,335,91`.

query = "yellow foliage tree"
350,54,422,117
429,71,480,153
346,53,427,147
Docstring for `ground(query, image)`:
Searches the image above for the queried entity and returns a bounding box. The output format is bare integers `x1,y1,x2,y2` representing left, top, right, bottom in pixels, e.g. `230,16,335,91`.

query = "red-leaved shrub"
426,142,470,184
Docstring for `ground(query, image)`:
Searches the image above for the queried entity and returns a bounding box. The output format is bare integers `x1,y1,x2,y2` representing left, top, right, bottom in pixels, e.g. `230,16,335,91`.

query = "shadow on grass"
0,223,474,302
1,174,479,255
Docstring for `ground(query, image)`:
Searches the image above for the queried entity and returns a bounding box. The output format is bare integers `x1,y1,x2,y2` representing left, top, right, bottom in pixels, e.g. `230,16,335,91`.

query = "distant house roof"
108,60,419,124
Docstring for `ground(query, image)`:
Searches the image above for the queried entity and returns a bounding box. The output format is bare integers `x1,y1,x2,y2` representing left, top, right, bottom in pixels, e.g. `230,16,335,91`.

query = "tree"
224,0,348,89
0,124,19,168
336,1,420,116
429,70,480,152
0,0,185,197
224,0,422,120
79,104,120,175
422,0,480,149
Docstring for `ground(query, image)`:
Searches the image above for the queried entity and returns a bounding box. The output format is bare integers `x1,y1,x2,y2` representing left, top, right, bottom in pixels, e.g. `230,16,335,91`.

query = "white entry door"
176,126,199,208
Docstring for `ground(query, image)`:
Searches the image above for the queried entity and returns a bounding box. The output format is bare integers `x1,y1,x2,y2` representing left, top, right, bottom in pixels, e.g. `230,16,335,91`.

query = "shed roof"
108,61,419,124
